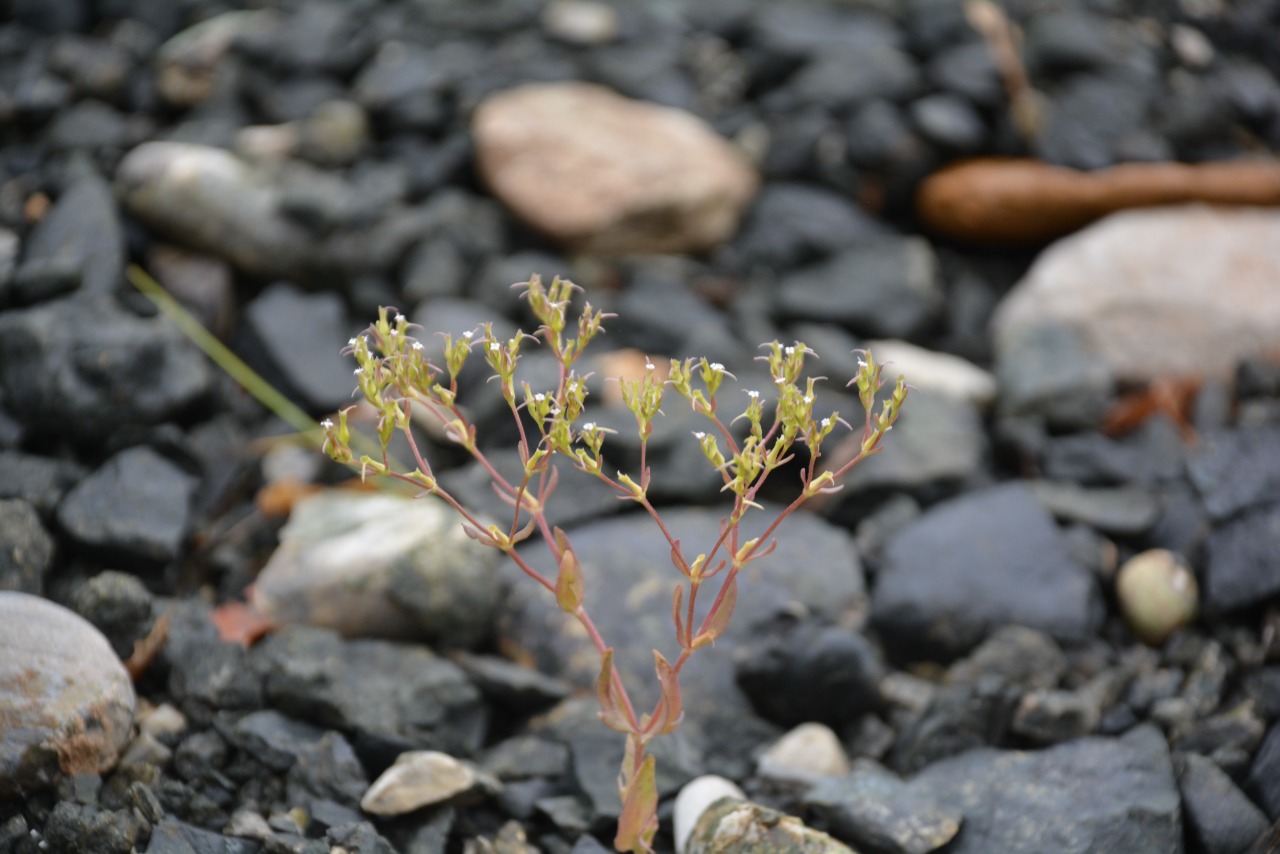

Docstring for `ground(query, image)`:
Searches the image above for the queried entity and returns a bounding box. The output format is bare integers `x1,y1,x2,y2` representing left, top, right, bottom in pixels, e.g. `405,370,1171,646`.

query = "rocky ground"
2,0,1280,852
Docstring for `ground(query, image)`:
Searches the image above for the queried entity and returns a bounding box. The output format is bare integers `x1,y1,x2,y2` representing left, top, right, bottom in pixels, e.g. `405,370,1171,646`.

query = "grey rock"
42,801,140,854
1188,426,1280,521
996,323,1114,430
0,499,54,595
776,237,944,339
805,758,962,854
502,506,864,775
145,817,262,854
908,94,985,152
0,293,212,446
252,626,485,758
736,622,884,728
749,6,902,58
226,710,327,773
1024,10,1120,75
401,236,468,304
1203,503,1280,613
888,679,1017,774
872,482,1103,663
167,635,263,724
731,183,889,269
946,626,1068,691
451,652,571,714
1249,723,1280,820
251,490,502,648
1040,418,1185,487
927,41,1003,107
117,141,316,278
479,735,569,782
784,47,922,110
1028,480,1160,535
0,592,135,795
58,446,197,564
1177,752,1269,854
237,282,357,413
845,100,927,173
1035,75,1153,170
68,570,154,660
361,750,486,816
353,41,448,132
17,165,123,296
912,725,1181,854
286,731,369,809
47,99,144,152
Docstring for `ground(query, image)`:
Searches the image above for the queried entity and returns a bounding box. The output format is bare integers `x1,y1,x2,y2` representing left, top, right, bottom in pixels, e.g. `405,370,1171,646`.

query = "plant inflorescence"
322,275,907,852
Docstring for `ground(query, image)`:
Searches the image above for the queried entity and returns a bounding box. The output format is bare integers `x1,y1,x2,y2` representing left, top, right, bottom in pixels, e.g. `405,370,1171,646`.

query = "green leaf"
555,541,585,612
614,754,658,854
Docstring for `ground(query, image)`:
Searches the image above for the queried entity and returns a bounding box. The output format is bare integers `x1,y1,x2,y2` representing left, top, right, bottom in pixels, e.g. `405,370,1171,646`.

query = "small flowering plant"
322,276,907,852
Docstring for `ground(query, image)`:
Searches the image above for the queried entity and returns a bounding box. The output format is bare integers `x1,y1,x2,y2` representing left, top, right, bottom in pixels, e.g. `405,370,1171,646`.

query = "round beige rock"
473,82,758,254
1116,549,1198,646
360,750,479,816
0,592,136,794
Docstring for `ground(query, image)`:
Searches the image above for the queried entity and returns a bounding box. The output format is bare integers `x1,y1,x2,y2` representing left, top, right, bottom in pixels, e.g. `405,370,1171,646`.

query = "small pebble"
1116,549,1198,645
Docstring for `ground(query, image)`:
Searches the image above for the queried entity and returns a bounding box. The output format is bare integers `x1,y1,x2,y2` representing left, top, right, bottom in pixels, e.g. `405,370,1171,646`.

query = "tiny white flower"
354,367,364,375
388,328,398,336
534,393,546,402
395,313,406,323
774,375,785,384
463,330,474,340
646,360,656,371
489,341,500,351
347,337,357,347
693,431,706,439
803,395,813,404
784,346,795,355
746,389,759,399
321,419,334,428
412,341,423,351
821,417,831,428
582,422,596,431
857,358,868,369
709,362,724,371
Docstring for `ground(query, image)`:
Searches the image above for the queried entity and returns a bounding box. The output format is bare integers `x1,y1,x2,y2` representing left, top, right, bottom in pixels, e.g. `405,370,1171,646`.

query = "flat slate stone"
871,482,1103,662
1203,503,1280,613
910,725,1181,854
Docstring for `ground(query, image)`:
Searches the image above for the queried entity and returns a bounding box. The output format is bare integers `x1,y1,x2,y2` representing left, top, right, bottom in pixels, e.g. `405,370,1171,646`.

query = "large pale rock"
473,82,758,254
250,490,501,647
116,142,315,278
0,592,136,794
993,206,1280,391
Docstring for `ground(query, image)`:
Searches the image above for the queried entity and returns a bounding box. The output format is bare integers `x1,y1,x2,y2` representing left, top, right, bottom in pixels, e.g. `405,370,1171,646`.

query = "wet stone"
0,592,136,795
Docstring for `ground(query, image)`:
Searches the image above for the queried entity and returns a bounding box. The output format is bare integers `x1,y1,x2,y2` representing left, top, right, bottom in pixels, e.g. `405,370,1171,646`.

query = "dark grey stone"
805,758,962,854
1035,75,1152,170
946,626,1068,692
911,725,1181,854
238,282,357,413
1188,427,1280,521
451,652,571,714
1177,752,1269,854
782,46,923,111
325,822,396,854
1203,504,1280,613
1039,418,1185,487
996,323,1115,430
17,163,122,294
479,734,570,782
0,293,212,446
871,482,1103,663
1028,481,1159,535
927,41,1003,107
736,622,885,728
42,801,140,854
47,99,141,152
251,626,485,758
172,730,227,782
1024,10,1120,75
908,94,986,152
748,6,903,58
888,678,1018,774
353,42,448,132
69,571,154,659
58,446,197,564
775,237,944,339
400,236,468,304
0,499,53,595
145,817,262,854
167,638,264,724
1248,723,1280,821
286,732,368,809
731,183,889,270
226,710,327,773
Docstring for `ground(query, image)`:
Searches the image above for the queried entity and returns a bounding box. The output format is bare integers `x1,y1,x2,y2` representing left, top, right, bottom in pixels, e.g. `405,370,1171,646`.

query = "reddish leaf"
124,611,171,681
671,585,685,646
595,649,630,733
652,651,683,734
669,540,689,577
553,527,585,612
693,574,737,649
209,600,276,647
